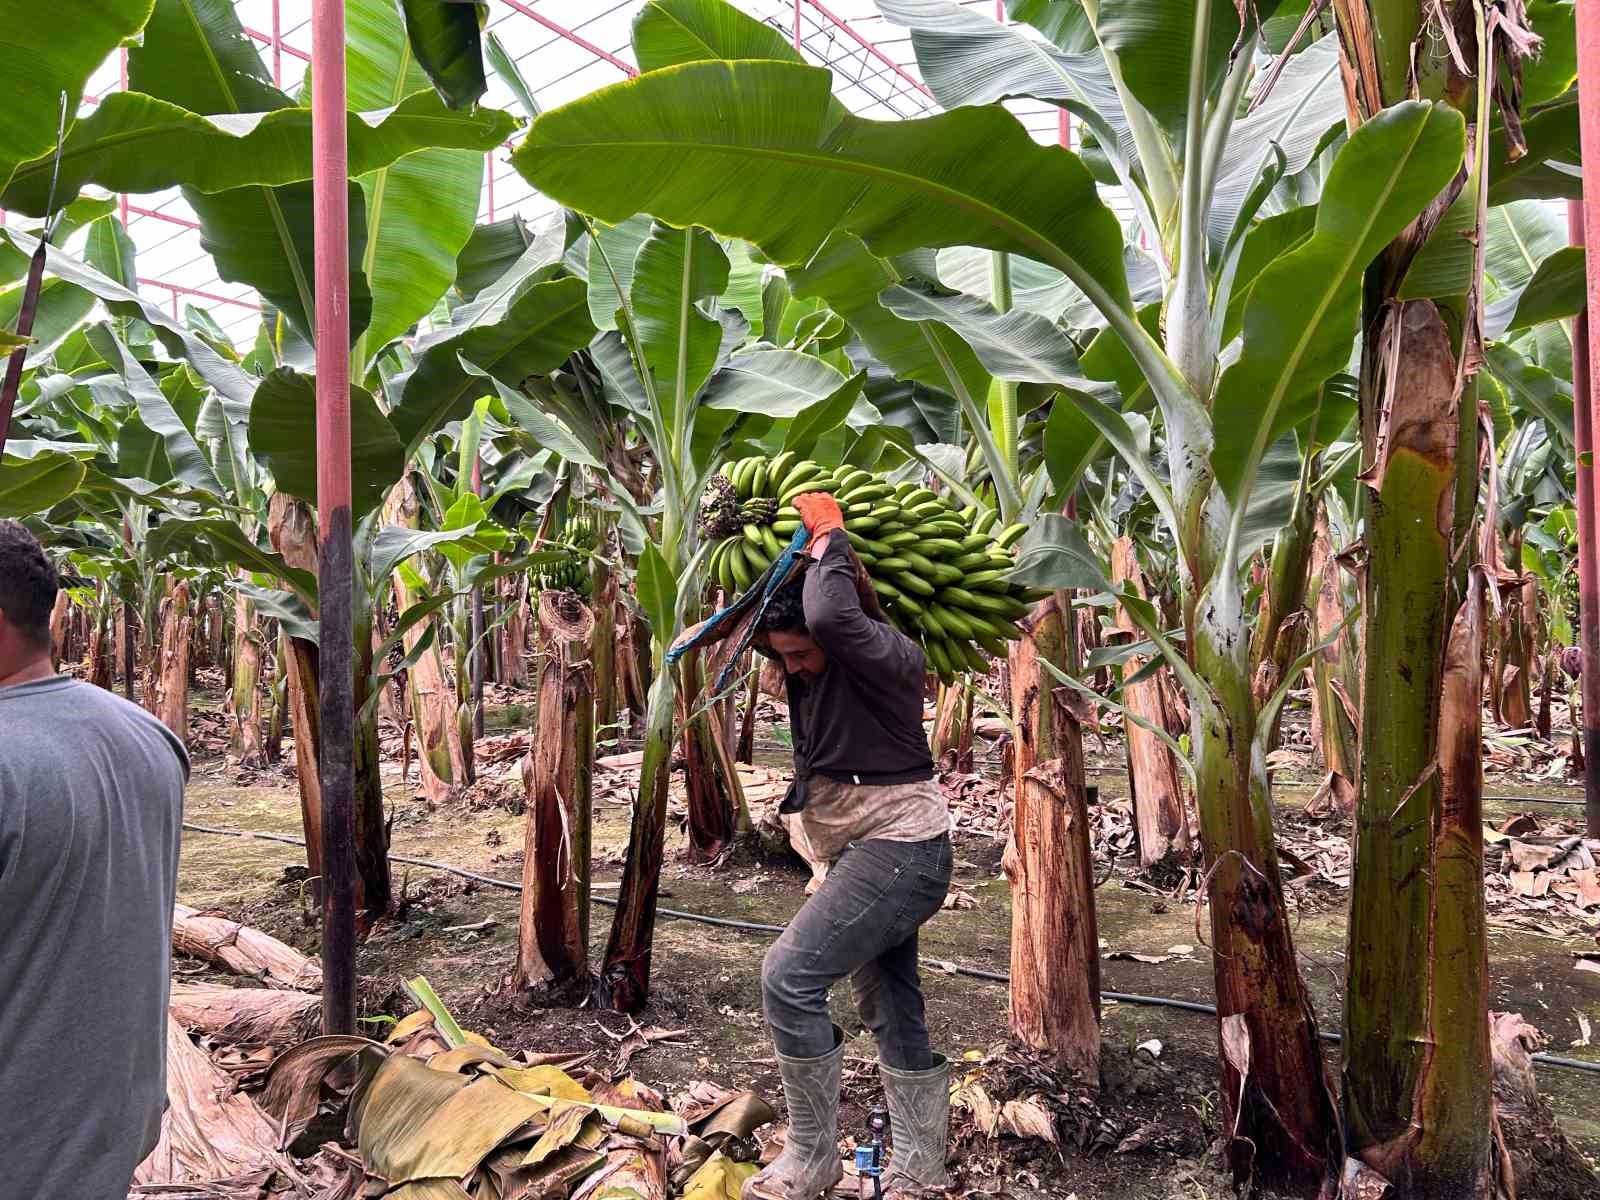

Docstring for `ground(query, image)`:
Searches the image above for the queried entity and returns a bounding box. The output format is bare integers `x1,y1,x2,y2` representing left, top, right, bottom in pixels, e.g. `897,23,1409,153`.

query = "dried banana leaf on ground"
133,1016,304,1191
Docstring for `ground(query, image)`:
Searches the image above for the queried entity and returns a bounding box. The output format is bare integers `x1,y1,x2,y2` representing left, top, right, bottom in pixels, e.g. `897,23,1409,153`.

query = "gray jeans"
762,835,953,1070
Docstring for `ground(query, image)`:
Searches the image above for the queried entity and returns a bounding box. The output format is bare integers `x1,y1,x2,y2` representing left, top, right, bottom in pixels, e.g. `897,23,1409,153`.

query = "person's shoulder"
35,680,191,778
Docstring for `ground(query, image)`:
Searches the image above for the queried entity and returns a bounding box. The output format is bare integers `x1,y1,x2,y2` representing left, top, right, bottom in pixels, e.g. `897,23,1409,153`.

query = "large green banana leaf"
395,0,488,110
1485,199,1567,289
89,328,223,495
586,216,653,331
348,0,493,364
700,347,870,422
879,281,1106,394
128,0,369,345
3,230,255,407
0,278,94,357
85,216,138,290
0,0,153,191
876,0,1133,163
1488,94,1579,204
129,0,287,114
248,368,405,520
511,59,1133,319
1,92,514,216
147,515,316,604
455,218,534,301
1095,0,1278,138
1487,247,1584,339
1207,32,1344,251
788,235,990,407
1003,0,1097,53
1484,341,1574,444
190,180,372,346
1524,1,1576,107
1210,101,1464,509
0,451,87,518
390,277,596,458
633,0,801,70
632,223,728,418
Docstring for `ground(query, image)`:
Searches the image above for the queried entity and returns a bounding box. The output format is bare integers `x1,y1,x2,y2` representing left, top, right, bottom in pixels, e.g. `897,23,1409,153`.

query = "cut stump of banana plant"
385,475,469,803
230,583,268,767
677,640,746,862
269,493,326,887
1110,538,1191,870
151,580,193,744
1005,592,1099,1075
1343,299,1495,1194
1306,503,1360,816
513,589,596,1002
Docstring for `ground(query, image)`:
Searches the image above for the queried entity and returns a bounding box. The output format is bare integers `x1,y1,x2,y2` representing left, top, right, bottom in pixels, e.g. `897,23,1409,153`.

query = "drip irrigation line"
180,822,1600,1077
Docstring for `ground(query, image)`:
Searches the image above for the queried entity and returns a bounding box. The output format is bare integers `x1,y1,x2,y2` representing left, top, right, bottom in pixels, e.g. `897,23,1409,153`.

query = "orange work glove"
793,491,845,555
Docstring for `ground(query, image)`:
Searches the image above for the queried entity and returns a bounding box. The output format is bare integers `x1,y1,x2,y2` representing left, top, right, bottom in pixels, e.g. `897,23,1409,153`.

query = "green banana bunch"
698,455,1047,684
535,515,597,598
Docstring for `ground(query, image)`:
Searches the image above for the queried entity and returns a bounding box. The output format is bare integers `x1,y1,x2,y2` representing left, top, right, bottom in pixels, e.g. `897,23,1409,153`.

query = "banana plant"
508,0,1478,1187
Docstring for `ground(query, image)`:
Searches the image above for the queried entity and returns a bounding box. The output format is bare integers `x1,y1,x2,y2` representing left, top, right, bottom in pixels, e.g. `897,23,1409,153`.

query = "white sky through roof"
67,2,1088,345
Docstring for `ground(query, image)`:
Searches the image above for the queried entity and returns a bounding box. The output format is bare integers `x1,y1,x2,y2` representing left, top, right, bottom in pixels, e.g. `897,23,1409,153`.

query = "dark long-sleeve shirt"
780,531,934,812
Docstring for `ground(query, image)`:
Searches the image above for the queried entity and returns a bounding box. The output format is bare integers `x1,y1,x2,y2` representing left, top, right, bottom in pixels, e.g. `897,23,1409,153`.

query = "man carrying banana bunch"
743,490,954,1200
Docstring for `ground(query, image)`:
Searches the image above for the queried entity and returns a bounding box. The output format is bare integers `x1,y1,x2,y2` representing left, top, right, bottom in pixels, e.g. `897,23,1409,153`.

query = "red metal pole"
271,0,284,86
1569,194,1600,835
794,0,802,50
1058,109,1071,148
312,0,358,1034
1578,8,1600,835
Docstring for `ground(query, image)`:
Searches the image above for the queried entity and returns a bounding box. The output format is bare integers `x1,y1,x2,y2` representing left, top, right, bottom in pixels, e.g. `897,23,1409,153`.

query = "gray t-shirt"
0,675,187,1199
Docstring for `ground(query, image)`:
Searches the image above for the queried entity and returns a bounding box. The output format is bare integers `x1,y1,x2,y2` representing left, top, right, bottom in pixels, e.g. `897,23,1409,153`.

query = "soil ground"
172,686,1600,1200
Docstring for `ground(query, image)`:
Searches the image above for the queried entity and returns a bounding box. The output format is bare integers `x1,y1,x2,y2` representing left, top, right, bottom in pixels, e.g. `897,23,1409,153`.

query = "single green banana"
728,541,753,592
766,451,798,491
930,603,975,640
893,571,935,598
994,523,1029,550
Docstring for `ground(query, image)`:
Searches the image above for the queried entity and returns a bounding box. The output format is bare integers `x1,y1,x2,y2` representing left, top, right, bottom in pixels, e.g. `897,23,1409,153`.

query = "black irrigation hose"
181,822,1600,1077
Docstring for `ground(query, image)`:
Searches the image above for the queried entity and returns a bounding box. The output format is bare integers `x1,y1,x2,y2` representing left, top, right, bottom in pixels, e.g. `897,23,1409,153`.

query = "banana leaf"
0,450,86,517
189,179,373,347
632,0,803,71
347,0,494,363
395,0,489,110
0,0,152,189
390,277,596,458
248,368,405,520
512,59,1132,317
1,91,515,216
1211,101,1464,507
128,0,372,344
631,223,729,418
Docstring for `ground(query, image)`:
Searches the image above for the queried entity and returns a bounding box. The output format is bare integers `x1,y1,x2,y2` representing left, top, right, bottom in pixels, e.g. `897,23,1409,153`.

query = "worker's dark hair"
0,520,57,650
759,576,809,635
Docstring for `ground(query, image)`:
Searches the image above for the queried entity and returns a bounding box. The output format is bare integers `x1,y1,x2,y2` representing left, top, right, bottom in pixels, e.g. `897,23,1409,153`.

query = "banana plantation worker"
0,520,187,1199
744,492,953,1200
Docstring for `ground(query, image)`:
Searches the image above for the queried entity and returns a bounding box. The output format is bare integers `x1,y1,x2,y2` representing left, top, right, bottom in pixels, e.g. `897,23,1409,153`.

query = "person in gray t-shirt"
0,520,187,1199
